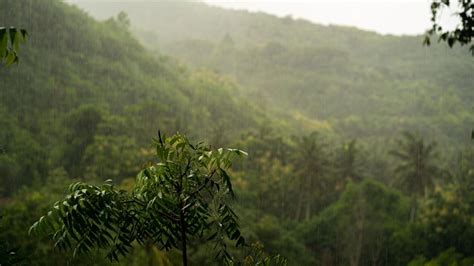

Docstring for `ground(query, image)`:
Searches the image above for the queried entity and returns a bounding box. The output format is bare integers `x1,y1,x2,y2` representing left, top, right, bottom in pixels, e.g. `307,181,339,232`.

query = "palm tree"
292,132,328,221
389,131,440,222
335,139,364,183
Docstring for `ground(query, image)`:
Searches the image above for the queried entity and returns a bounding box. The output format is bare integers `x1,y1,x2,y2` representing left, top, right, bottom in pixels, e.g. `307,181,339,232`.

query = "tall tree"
292,132,328,221
389,131,440,222
334,139,364,183
298,180,408,266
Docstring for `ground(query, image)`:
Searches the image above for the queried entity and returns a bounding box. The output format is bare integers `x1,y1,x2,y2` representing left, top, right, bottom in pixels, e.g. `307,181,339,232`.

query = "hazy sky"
202,0,455,36
68,0,458,36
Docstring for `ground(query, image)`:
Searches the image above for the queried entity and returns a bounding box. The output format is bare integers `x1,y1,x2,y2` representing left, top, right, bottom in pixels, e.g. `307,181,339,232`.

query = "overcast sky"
202,0,456,36
68,0,458,36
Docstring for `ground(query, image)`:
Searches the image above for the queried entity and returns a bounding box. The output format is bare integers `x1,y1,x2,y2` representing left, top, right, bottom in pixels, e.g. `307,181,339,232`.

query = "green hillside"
0,1,266,263
0,0,271,186
78,0,474,146
1,1,474,265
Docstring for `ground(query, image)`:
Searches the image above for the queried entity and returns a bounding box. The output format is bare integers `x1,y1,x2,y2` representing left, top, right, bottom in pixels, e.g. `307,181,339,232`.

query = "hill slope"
0,0,268,192
76,0,474,146
1,2,474,265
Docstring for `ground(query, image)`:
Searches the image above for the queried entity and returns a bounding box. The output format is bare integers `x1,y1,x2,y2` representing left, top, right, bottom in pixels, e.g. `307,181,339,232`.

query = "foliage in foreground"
426,0,474,54
29,133,249,265
0,26,27,66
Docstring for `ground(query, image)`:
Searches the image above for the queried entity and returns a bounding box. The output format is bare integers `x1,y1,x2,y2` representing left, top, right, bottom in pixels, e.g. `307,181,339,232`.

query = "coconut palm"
389,131,440,222
292,132,329,221
334,139,364,183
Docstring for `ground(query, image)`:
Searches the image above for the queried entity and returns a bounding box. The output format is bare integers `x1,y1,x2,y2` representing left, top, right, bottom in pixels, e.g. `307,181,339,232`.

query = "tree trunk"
410,195,417,223
350,220,364,266
371,237,383,266
295,179,304,220
350,197,365,266
145,240,154,266
178,165,188,266
180,204,188,266
305,195,311,221
304,174,314,221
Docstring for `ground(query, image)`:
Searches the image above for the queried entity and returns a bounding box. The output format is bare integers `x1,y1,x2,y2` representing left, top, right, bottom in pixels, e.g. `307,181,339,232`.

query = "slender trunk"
305,196,311,221
257,187,262,220
350,197,365,266
280,182,286,220
371,238,383,266
145,240,154,266
180,208,188,266
178,163,188,266
351,218,364,266
295,179,304,220
304,174,314,221
410,195,417,223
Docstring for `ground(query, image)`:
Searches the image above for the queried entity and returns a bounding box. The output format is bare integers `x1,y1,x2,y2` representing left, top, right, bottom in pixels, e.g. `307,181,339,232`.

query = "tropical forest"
0,0,473,265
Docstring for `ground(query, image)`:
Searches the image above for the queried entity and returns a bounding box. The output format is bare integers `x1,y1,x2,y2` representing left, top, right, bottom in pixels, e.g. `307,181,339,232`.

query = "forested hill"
0,0,269,192
2,1,474,265
76,0,474,147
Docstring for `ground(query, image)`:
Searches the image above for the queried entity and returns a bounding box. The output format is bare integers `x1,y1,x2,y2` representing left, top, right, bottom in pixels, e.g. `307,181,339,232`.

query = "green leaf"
8,27,16,46
423,35,431,46
5,51,16,66
447,36,455,47
230,230,240,240
0,27,7,58
20,29,28,39
236,236,245,247
220,169,234,196
207,232,218,241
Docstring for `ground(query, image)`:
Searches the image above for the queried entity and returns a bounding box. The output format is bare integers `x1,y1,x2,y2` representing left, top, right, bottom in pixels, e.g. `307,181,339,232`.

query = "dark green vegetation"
0,0,473,265
30,133,248,265
79,0,474,147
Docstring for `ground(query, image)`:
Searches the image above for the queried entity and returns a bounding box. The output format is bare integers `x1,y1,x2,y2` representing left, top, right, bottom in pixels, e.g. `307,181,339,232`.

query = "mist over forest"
1,0,473,265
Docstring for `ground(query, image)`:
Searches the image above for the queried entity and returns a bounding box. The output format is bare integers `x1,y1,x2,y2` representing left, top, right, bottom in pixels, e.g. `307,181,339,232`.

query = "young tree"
389,131,440,222
30,132,247,266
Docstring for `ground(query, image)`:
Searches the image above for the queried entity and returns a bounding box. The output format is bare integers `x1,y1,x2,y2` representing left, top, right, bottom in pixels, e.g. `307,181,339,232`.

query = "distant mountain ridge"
75,0,474,147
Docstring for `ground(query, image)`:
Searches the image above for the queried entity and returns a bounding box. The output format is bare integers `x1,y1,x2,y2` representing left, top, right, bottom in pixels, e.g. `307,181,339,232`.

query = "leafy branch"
30,132,247,265
0,27,27,66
